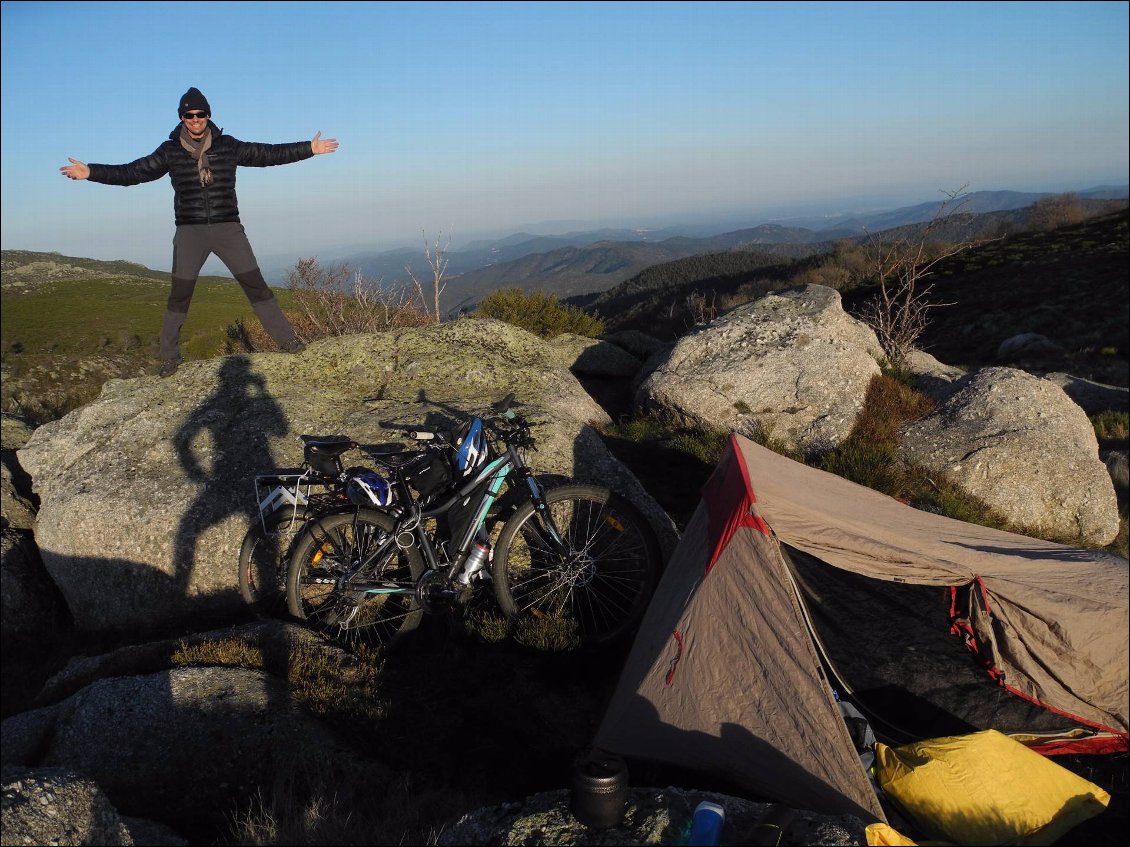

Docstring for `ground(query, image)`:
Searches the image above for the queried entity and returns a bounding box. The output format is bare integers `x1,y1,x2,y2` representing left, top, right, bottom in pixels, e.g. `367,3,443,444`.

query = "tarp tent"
594,433,1128,823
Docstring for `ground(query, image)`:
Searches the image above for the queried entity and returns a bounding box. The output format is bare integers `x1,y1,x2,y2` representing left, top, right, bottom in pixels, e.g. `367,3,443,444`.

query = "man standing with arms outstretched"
60,87,339,376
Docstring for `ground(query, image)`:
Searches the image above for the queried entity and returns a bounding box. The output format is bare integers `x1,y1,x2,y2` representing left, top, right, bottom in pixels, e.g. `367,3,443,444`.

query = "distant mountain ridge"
11,184,1127,311
578,207,1129,379
424,186,1129,315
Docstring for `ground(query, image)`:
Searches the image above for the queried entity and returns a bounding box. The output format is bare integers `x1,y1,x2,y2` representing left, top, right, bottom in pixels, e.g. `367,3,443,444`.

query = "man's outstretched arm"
59,158,90,180
310,131,339,155
60,149,169,185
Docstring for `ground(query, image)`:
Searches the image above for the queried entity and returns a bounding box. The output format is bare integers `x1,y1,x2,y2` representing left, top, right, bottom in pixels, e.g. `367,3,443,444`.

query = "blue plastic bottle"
686,800,725,846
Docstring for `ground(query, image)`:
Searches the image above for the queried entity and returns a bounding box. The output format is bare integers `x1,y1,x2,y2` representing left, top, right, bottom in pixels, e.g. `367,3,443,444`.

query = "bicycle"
285,395,661,650
238,435,366,617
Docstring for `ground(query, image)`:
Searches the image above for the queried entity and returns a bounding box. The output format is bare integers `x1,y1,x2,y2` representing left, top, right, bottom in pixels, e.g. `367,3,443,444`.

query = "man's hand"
311,132,339,155
60,158,90,180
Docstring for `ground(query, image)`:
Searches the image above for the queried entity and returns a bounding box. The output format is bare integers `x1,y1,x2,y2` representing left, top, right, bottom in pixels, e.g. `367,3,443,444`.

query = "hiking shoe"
158,357,182,378
282,339,306,354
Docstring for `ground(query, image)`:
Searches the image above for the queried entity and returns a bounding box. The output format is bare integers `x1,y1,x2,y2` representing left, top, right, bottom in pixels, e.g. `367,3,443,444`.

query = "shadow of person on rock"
172,356,288,609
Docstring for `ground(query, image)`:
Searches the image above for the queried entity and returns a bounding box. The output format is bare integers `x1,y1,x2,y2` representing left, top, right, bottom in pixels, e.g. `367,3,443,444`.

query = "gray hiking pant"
159,222,298,361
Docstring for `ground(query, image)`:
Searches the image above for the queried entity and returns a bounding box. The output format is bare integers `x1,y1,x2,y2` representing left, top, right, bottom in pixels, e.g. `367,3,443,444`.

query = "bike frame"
332,430,567,598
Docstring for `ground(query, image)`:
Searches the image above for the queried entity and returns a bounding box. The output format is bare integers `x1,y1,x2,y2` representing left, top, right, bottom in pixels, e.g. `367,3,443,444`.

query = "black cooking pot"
570,747,629,830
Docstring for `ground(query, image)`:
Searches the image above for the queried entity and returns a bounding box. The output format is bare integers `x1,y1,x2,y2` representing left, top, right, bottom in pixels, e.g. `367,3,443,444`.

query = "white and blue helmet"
453,417,489,477
346,470,394,507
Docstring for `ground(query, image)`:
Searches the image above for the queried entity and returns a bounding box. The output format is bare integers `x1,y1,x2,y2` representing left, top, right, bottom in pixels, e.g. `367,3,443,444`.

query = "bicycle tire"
286,508,425,649
492,484,660,647
238,507,317,618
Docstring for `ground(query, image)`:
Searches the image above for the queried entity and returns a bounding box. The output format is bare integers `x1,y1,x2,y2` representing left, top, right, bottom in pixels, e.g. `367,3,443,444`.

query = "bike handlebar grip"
409,430,436,441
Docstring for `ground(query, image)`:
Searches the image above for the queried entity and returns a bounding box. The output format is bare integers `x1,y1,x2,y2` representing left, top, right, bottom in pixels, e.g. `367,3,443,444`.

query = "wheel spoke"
497,487,659,646
288,510,423,650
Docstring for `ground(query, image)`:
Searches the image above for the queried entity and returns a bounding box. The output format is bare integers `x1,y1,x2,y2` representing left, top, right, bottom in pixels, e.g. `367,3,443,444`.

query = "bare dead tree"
685,289,718,326
406,230,450,323
858,186,986,371
285,257,428,342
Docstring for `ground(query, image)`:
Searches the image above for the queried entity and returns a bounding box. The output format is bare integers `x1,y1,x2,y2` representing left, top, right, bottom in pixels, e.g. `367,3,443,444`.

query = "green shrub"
746,422,804,462
475,288,604,338
668,427,730,467
817,441,913,498
1093,410,1129,442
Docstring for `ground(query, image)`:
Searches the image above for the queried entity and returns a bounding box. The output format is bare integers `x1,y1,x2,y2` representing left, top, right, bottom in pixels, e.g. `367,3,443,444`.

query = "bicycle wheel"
286,509,425,649
493,485,660,647
239,507,315,618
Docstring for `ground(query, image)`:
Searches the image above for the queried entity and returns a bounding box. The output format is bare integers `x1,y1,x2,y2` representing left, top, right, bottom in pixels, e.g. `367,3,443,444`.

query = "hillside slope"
443,234,822,317
579,206,1129,382
1,250,172,288
1,253,292,420
868,208,1130,386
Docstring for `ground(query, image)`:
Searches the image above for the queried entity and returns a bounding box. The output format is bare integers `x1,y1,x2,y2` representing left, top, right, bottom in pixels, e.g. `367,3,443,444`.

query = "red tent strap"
948,581,1005,681
665,629,685,685
1022,735,1128,756
947,582,1128,752
997,679,1128,753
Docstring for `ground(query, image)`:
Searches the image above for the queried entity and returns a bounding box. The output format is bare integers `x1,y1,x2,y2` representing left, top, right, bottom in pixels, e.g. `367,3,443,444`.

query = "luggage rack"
252,469,341,533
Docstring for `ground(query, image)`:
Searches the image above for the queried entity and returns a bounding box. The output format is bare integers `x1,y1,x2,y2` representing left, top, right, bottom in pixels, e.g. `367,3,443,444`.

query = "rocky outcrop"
1,621,375,842
0,465,35,532
0,663,390,834
1,413,37,532
600,330,666,362
437,786,867,846
1106,451,1129,492
1,530,67,642
1044,372,1129,415
899,367,1120,545
1,767,137,846
997,332,1064,361
2,413,64,645
903,349,968,403
31,619,356,708
0,766,188,846
549,334,643,377
636,285,883,450
17,319,677,633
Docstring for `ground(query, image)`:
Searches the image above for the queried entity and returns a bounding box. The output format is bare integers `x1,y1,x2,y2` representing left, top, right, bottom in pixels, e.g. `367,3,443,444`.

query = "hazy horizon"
2,1,1127,275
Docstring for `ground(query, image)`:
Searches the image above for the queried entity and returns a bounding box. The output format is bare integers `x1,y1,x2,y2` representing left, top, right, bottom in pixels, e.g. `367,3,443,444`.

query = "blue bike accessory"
687,801,725,846
453,417,489,477
346,470,394,507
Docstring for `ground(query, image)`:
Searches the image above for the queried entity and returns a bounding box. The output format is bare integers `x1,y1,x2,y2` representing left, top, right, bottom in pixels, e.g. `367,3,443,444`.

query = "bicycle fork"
512,451,571,558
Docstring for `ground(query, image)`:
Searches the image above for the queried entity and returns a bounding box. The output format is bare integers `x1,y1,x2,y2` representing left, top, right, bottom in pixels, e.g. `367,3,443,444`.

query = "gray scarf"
178,125,213,187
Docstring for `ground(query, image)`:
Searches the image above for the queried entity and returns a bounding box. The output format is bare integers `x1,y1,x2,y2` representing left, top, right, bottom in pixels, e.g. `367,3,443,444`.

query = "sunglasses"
181,111,209,120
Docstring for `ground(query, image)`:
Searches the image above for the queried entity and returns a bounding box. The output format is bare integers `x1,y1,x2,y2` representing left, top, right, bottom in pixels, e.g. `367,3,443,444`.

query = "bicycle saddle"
300,435,355,458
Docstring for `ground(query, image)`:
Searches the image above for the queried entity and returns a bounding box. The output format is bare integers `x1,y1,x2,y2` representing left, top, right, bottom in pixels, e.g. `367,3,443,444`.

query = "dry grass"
171,638,265,668
511,609,582,652
845,373,935,445
228,764,472,846
170,636,388,724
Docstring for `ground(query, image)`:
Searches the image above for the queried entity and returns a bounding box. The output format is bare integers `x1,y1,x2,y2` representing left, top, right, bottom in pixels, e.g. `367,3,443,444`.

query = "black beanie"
178,87,211,116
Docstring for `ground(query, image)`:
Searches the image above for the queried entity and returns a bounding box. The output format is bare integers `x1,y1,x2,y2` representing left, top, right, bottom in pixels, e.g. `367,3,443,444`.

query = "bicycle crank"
415,569,458,614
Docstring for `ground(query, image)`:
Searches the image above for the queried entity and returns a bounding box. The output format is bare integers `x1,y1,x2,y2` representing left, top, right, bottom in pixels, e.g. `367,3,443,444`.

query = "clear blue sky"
2,0,1127,274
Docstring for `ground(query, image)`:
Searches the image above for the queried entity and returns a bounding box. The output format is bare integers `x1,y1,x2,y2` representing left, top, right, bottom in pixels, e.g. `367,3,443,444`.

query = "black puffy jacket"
87,122,314,225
